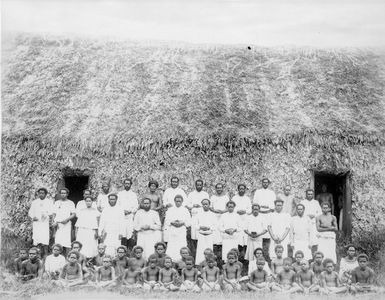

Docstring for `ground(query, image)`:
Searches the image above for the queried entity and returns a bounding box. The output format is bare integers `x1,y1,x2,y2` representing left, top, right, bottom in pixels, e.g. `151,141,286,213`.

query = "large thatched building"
2,34,385,246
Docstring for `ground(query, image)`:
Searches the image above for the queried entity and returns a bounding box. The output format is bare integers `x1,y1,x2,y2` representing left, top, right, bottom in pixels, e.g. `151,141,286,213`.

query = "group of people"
18,177,378,293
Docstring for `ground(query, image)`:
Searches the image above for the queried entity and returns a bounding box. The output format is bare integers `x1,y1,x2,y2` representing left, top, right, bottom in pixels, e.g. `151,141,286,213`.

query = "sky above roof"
2,0,385,47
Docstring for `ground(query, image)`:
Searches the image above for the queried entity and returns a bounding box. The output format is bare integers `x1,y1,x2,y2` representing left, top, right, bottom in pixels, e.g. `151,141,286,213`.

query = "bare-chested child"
153,242,167,268
271,257,301,293
310,251,324,283
198,248,217,271
112,246,130,282
95,256,116,288
58,250,84,287
20,247,43,282
142,254,160,291
292,250,304,273
247,257,270,292
159,256,179,291
222,251,242,291
122,263,142,290
319,259,347,294
350,254,376,293
14,248,29,279
174,247,191,275
71,241,89,279
297,259,319,294
180,256,200,292
201,255,221,291
271,245,284,278
248,247,272,279
128,245,146,272
229,248,244,271
90,243,107,268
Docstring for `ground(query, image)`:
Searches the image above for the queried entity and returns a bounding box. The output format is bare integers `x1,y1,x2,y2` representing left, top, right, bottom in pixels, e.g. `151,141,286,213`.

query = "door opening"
63,175,90,206
314,172,352,236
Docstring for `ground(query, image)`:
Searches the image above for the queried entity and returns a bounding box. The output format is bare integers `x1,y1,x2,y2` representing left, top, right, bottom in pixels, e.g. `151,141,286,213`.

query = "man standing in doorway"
316,202,338,263
316,184,334,215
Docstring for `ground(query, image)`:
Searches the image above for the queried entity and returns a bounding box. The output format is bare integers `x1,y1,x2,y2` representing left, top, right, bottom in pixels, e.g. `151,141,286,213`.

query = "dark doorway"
64,176,90,205
314,172,351,236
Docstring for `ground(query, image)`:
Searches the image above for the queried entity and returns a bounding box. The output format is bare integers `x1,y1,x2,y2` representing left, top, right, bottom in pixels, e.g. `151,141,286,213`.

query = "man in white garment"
29,187,54,257
195,198,216,265
316,202,338,263
97,182,111,212
186,179,209,252
210,183,230,246
290,203,312,260
134,198,162,259
231,184,252,248
277,185,296,216
52,188,76,255
98,193,125,256
244,204,267,263
219,201,241,260
164,195,191,261
117,178,139,250
300,189,322,253
162,176,188,208
267,199,291,259
75,189,97,215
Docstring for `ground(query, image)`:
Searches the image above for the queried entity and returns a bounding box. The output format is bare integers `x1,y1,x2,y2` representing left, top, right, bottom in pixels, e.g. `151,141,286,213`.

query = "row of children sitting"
14,241,377,294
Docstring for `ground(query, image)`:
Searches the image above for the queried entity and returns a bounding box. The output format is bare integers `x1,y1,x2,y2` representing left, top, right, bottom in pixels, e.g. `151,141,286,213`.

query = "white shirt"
195,209,216,232
232,194,252,214
278,193,295,216
187,190,210,210
253,188,276,213
162,187,188,207
44,254,66,273
29,198,54,222
211,194,230,211
245,214,266,234
76,207,100,229
53,199,75,222
290,215,312,244
165,206,191,228
219,212,241,232
300,199,322,222
117,189,139,217
133,209,161,231
268,211,291,237
97,193,110,211
76,200,97,215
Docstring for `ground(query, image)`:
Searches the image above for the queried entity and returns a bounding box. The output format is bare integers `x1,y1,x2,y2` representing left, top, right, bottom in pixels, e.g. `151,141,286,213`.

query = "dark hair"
148,180,159,188
252,203,260,209
294,250,304,258
206,254,216,262
83,189,91,195
357,254,369,262
237,183,246,190
323,258,334,267
108,193,118,199
52,244,63,252
314,251,324,258
174,194,184,201
71,241,82,249
195,179,204,185
67,250,80,259
261,177,270,183
283,257,292,264
117,246,127,253
123,178,133,184
171,176,179,182
154,242,166,250
201,198,211,205
37,188,48,194
29,247,39,253
345,244,356,252
305,188,314,194
148,254,158,263
253,247,263,257
185,256,195,263
321,202,331,208
84,196,93,201
226,200,236,208
274,244,284,252
60,188,69,194
132,245,143,253
227,251,236,259
215,182,223,189
296,203,305,209
256,257,265,263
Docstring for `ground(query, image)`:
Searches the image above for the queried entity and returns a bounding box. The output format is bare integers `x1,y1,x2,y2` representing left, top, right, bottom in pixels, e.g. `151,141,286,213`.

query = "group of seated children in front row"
13,242,378,294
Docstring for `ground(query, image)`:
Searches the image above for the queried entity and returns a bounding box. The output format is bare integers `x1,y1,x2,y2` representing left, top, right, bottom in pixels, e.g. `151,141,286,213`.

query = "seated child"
198,248,217,272
122,263,142,290
95,255,116,288
310,251,324,283
153,242,167,268
271,245,284,278
246,257,270,292
319,258,347,294
180,256,200,292
112,246,130,282
174,247,191,275
71,241,89,279
271,257,301,293
159,256,179,291
14,248,29,278
90,243,107,268
201,255,221,291
247,247,272,278
142,254,160,291
222,251,242,291
350,254,376,293
20,247,43,282
229,248,244,273
297,259,319,294
292,250,304,273
128,245,146,272
58,250,84,287
339,245,359,284
43,244,66,280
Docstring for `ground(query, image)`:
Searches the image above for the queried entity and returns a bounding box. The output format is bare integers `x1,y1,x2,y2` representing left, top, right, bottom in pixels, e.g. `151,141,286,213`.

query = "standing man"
117,178,139,250
219,201,241,260
97,182,111,212
142,180,163,212
134,198,162,259
316,202,338,263
210,183,230,251
162,176,188,209
316,184,334,215
28,188,54,257
244,204,267,263
52,188,76,255
290,204,312,260
231,184,252,249
98,193,125,256
277,185,296,216
267,199,291,259
300,189,322,253
76,189,97,215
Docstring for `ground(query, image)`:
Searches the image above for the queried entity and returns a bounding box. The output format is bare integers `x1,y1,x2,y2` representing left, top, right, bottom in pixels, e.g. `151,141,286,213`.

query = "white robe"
44,254,66,273
53,199,75,248
219,212,241,258
76,207,100,257
231,194,252,246
164,206,191,261
133,209,162,259
96,193,110,211
187,190,209,240
29,198,54,245
195,209,216,265
210,194,230,245
117,189,139,239
290,215,312,260
244,214,266,261
268,211,291,258
162,187,188,208
76,200,97,215
98,204,125,256
278,194,296,216
252,188,276,213
300,199,322,245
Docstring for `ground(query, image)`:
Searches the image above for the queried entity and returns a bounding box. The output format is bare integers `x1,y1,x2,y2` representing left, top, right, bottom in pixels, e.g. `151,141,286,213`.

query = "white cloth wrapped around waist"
317,231,336,239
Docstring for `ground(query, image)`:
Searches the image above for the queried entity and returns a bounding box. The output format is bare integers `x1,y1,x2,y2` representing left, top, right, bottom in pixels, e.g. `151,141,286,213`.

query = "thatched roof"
2,34,385,153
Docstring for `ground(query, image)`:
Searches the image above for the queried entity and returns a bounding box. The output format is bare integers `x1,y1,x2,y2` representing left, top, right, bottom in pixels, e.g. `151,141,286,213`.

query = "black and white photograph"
1,0,385,299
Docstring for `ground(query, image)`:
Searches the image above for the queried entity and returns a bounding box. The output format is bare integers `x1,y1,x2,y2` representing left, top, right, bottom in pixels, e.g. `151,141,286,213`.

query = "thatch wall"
1,34,385,241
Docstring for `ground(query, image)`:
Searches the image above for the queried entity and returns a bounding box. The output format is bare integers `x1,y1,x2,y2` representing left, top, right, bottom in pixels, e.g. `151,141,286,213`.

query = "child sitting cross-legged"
159,256,179,291
271,257,301,293
142,254,160,291
350,254,376,293
297,259,320,294
201,254,221,291
292,250,304,273
127,245,146,272
271,245,284,278
20,247,43,282
222,251,242,292
180,256,200,292
95,255,116,288
122,262,142,290
14,248,29,279
310,251,324,283
246,257,270,292
57,250,84,287
319,258,348,294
